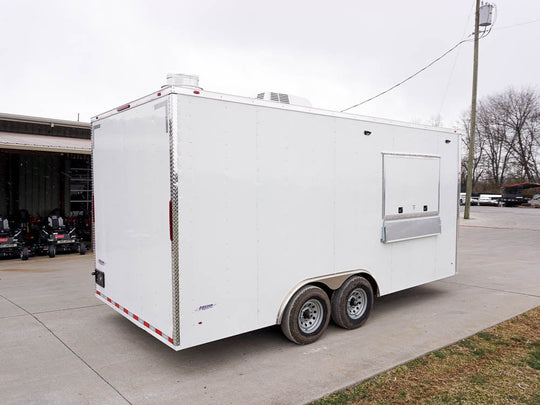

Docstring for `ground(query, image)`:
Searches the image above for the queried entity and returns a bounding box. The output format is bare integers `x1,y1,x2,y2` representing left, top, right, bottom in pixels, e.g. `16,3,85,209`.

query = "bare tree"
500,88,540,182
461,113,485,189
476,97,512,188
461,87,540,191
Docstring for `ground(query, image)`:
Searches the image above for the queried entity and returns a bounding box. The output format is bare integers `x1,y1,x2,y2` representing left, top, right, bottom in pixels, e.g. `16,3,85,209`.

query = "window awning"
0,132,91,154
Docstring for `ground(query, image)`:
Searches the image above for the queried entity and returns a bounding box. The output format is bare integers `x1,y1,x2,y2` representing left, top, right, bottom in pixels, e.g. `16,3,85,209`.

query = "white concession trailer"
91,74,459,350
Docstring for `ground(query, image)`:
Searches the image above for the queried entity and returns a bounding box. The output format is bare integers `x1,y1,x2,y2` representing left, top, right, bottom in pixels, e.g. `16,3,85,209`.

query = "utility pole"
464,0,481,220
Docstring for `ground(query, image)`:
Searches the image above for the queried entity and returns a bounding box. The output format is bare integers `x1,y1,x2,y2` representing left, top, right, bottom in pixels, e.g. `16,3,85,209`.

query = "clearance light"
117,104,130,112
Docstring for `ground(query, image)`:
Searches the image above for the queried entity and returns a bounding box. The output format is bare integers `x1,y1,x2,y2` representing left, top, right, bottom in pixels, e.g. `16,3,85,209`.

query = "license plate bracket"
93,269,105,288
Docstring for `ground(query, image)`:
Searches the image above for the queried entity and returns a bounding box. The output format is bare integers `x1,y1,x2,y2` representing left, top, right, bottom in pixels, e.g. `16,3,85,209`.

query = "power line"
341,39,472,112
496,18,540,31
438,0,479,118
341,4,535,113
341,9,496,113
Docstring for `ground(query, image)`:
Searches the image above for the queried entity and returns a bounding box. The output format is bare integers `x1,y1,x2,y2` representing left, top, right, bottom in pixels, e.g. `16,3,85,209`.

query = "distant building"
0,112,91,218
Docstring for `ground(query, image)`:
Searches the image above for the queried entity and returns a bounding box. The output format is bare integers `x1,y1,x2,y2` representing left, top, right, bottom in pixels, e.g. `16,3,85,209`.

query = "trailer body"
92,81,459,350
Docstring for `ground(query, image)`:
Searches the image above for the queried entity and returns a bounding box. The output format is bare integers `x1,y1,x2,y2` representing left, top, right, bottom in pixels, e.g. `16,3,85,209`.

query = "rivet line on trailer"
96,291,173,344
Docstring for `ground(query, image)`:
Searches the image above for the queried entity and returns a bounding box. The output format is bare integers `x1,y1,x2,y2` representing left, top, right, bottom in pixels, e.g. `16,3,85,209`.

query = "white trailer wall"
93,87,458,350
93,100,173,338
174,94,458,348
175,96,259,347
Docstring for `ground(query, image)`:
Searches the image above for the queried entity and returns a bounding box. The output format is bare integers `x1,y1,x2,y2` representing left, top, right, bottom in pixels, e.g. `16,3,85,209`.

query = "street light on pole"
464,1,495,219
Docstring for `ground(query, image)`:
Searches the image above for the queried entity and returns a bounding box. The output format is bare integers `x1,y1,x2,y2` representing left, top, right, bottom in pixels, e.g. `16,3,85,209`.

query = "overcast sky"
1,0,539,128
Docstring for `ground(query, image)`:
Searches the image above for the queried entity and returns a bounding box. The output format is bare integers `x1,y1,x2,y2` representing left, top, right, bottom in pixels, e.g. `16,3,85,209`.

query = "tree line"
461,87,540,193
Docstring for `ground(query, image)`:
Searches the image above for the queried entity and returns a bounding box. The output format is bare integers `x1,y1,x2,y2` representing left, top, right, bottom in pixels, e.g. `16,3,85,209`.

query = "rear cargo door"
93,98,174,339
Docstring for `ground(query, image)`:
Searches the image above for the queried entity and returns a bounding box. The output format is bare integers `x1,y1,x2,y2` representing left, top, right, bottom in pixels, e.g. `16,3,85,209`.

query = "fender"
276,269,379,324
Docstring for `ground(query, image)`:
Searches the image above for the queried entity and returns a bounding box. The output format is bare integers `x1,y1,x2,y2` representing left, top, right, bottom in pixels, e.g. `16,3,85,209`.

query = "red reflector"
117,104,130,112
0,238,7,242
55,234,65,239
96,290,101,295
168,337,173,343
155,329,162,336
123,308,128,314
133,314,138,321
157,92,161,96
193,90,200,94
143,321,150,328
107,297,111,302
115,303,119,308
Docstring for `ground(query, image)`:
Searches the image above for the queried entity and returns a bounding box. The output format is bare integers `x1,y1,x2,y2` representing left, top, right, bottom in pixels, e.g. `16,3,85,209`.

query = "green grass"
311,306,540,405
433,350,446,359
526,340,540,370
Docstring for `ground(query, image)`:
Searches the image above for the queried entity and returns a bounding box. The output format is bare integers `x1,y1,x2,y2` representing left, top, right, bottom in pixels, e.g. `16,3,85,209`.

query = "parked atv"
0,217,29,260
13,209,39,258
66,211,92,242
37,211,86,258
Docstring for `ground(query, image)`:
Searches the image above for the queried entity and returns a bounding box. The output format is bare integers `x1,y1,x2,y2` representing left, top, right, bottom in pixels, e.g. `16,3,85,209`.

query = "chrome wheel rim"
298,298,324,334
347,288,367,319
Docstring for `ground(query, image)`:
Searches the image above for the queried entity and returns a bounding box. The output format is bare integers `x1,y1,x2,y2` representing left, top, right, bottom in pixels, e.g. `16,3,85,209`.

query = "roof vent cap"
166,73,201,89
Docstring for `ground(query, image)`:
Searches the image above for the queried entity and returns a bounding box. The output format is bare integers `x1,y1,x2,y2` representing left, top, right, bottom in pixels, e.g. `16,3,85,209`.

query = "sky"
0,0,539,128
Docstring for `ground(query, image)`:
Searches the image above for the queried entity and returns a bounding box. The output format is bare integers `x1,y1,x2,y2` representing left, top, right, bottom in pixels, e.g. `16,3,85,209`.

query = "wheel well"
311,281,333,299
356,272,379,297
277,270,380,324
317,272,379,298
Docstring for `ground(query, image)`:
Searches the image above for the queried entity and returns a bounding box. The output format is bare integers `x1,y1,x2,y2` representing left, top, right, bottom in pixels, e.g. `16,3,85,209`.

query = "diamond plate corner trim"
91,124,99,253
167,95,180,345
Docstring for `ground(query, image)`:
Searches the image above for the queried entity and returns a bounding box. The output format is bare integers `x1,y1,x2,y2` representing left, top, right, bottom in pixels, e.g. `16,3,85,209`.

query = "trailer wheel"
21,247,29,261
281,285,330,345
79,243,86,255
331,276,373,330
48,245,56,258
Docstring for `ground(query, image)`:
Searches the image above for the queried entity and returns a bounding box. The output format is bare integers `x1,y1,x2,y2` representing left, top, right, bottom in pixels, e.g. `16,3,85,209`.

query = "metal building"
0,113,91,225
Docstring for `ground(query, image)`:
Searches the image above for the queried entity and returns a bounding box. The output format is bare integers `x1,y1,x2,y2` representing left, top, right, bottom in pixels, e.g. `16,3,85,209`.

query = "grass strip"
312,306,539,404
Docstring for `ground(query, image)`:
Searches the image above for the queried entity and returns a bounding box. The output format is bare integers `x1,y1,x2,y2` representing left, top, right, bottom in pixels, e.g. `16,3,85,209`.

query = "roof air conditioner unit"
256,92,312,107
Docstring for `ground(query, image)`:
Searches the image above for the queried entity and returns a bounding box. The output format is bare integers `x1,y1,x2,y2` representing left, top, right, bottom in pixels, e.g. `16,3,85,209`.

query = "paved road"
1,206,539,404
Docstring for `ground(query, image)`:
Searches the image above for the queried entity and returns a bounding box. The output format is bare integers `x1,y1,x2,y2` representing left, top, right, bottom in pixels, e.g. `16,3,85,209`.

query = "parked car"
459,193,479,206
531,194,540,208
478,194,501,206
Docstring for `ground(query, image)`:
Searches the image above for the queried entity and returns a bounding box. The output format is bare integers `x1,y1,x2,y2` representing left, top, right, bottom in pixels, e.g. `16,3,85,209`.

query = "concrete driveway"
1,207,539,404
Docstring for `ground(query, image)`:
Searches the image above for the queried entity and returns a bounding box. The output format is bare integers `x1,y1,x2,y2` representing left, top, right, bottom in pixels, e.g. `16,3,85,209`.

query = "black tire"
331,276,373,330
281,285,330,345
21,247,29,261
48,245,56,258
79,243,86,255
